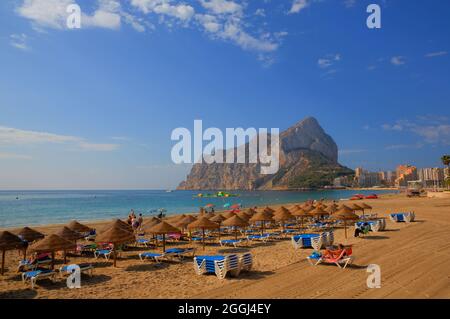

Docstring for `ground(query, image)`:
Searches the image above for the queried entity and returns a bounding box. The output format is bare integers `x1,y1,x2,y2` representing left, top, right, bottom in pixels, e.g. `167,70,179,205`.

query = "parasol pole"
162,234,166,253
202,228,205,250
51,251,55,269
1,249,5,275
344,220,347,239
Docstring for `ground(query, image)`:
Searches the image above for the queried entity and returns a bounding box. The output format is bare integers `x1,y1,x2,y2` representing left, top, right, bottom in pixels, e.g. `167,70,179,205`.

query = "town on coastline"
332,161,450,194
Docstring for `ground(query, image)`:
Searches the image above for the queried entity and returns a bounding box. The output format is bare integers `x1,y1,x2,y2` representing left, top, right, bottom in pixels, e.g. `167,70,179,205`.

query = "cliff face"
177,117,353,190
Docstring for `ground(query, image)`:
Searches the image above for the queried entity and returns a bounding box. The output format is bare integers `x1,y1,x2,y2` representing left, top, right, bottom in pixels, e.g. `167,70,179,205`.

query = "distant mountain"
177,117,353,190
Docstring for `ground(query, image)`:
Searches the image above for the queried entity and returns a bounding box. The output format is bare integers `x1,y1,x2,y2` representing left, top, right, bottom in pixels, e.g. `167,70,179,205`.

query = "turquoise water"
0,190,396,228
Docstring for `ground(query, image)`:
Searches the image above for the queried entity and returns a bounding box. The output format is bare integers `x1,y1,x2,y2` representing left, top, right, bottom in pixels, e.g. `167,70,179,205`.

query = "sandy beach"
0,194,449,299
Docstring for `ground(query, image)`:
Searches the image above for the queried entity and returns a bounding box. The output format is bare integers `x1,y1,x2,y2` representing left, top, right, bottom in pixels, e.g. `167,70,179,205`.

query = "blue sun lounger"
164,247,196,260
390,212,415,223
136,238,151,247
193,255,240,280
94,249,114,260
18,255,52,272
247,234,270,242
220,239,243,248
60,263,94,276
22,269,57,289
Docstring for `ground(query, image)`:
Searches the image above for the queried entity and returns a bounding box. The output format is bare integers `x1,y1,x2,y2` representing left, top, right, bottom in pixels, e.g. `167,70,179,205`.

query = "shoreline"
0,192,400,232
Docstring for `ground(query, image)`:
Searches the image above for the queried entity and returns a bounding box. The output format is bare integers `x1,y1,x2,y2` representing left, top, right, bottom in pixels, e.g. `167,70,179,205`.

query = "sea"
0,189,397,228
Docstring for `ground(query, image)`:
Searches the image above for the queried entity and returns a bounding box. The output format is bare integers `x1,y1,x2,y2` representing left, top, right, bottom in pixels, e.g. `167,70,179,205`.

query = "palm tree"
442,155,450,189
442,155,450,167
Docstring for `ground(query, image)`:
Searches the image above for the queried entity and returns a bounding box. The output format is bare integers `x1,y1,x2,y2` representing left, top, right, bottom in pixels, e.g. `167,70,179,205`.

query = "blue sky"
0,0,449,189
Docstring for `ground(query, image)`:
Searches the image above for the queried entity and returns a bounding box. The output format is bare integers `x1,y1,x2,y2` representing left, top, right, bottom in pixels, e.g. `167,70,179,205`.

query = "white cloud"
390,56,406,66
425,51,448,58
17,0,122,30
17,0,282,62
318,54,341,68
343,0,356,8
78,142,120,151
200,0,243,16
382,117,450,145
83,10,121,29
153,3,195,21
255,8,266,17
289,0,309,14
339,149,367,155
0,126,119,151
196,14,221,33
10,33,30,51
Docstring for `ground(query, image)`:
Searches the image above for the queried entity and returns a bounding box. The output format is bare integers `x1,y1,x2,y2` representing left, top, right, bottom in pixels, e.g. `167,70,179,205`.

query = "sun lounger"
390,212,415,223
18,254,52,272
94,249,113,260
247,234,270,243
22,269,57,289
139,252,167,263
291,233,322,250
84,230,97,241
307,247,353,269
136,238,151,247
59,263,94,277
282,229,298,236
238,253,253,272
292,231,334,250
164,247,196,260
220,239,244,248
193,254,240,280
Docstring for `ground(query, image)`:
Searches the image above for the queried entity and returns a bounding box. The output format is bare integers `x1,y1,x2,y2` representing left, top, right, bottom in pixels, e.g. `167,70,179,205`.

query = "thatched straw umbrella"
67,220,92,233
17,227,45,243
16,227,45,259
360,203,372,214
29,234,76,268
222,215,249,240
96,225,135,267
237,211,251,221
325,205,338,215
291,207,309,232
146,222,180,253
308,207,330,219
349,203,364,212
210,215,226,240
333,206,359,239
54,227,84,261
0,231,25,275
246,208,258,216
54,227,84,243
187,217,219,250
249,210,274,235
166,214,185,223
142,217,161,230
101,219,133,232
204,212,215,219
273,208,294,230
222,211,235,219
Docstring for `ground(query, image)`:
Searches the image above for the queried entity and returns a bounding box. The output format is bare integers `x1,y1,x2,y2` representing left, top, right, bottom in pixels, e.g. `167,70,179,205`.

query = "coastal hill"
177,117,353,190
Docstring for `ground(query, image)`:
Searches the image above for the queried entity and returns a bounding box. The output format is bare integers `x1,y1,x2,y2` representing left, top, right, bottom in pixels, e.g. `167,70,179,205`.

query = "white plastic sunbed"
59,263,94,278
22,269,57,289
